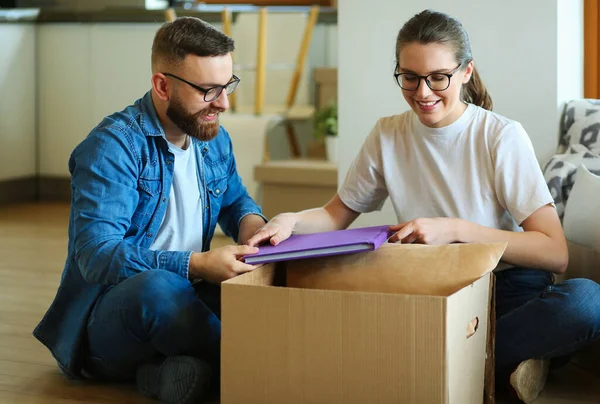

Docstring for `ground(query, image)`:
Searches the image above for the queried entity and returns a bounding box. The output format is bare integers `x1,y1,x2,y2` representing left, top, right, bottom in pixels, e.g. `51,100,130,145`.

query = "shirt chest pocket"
131,177,162,227
207,177,228,218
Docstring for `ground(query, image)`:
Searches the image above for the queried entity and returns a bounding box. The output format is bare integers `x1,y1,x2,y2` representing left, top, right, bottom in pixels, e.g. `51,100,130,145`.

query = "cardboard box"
254,159,337,219
222,242,505,404
314,67,337,110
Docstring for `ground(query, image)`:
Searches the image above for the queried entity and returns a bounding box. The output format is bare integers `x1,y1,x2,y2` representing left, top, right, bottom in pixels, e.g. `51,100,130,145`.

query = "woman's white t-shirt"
338,104,554,232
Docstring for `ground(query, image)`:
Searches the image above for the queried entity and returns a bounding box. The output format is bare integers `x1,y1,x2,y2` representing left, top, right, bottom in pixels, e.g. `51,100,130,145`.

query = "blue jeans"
83,270,221,381
495,267,600,386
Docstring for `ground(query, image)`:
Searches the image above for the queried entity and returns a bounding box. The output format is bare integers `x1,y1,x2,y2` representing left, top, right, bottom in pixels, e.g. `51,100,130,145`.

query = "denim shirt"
33,91,265,378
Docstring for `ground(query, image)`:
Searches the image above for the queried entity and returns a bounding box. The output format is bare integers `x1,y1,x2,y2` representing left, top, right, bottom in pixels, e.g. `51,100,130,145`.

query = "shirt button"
215,189,220,194
162,198,166,203
166,160,172,165
147,233,153,238
205,205,209,209
203,147,208,153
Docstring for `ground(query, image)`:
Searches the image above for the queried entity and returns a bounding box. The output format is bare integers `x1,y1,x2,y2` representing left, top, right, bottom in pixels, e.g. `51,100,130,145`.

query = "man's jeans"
495,267,600,385
84,270,221,381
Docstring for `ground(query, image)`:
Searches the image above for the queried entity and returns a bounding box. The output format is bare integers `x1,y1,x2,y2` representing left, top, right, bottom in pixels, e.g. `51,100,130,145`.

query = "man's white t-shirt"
150,137,204,253
338,104,554,233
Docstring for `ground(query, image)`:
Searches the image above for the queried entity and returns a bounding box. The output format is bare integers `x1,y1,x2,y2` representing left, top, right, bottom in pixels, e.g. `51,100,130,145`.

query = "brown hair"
151,17,235,69
395,9,493,110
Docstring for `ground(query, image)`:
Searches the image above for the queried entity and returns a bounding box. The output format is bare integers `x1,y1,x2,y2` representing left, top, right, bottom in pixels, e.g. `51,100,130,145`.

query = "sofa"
545,98,600,375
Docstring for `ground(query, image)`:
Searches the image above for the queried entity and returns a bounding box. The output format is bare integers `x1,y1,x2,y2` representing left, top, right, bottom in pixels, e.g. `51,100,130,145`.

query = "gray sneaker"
509,358,549,403
136,356,212,404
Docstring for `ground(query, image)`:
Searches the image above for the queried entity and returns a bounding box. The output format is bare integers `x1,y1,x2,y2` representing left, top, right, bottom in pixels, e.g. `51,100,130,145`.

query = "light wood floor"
0,203,599,404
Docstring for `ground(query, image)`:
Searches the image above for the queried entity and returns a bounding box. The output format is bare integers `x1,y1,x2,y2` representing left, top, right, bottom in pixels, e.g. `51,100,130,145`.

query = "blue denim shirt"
33,92,264,378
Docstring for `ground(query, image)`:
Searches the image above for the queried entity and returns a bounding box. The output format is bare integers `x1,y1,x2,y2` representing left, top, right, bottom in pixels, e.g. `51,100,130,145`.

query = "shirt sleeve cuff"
237,211,268,227
158,250,192,280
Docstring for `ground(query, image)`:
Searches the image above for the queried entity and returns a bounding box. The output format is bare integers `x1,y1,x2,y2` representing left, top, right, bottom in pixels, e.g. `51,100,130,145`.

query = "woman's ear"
462,60,475,84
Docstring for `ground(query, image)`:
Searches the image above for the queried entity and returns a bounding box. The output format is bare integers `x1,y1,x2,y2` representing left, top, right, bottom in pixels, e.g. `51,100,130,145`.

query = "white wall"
338,0,584,228
0,24,36,181
557,0,584,111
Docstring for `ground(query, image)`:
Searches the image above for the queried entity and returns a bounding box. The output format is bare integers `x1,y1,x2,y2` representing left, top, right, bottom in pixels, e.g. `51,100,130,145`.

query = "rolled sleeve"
159,250,193,280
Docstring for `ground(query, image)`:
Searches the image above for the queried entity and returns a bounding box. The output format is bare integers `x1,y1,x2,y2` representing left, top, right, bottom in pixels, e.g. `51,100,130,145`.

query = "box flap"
224,262,278,286
287,242,507,296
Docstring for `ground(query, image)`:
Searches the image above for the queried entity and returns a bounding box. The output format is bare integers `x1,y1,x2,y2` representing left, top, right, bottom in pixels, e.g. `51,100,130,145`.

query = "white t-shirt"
338,104,554,232
150,137,204,253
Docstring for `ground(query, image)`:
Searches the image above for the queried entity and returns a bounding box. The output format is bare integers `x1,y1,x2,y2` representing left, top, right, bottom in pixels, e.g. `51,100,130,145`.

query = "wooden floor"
0,203,156,403
0,203,599,404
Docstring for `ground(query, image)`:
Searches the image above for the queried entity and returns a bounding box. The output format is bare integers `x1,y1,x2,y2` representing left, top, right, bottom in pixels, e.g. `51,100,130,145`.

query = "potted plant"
314,102,338,163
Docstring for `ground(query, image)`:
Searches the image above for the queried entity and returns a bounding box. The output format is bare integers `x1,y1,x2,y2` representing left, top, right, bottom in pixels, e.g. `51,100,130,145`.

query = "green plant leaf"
313,102,338,139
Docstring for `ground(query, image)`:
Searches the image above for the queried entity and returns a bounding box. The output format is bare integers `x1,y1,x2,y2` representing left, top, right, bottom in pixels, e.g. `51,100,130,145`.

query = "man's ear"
152,72,170,101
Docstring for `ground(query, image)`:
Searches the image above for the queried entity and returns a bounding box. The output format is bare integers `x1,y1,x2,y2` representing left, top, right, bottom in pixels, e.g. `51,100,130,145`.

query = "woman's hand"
388,217,460,245
246,213,299,247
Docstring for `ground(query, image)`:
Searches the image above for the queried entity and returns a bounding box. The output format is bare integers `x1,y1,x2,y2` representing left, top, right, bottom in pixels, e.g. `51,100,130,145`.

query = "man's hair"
151,17,235,69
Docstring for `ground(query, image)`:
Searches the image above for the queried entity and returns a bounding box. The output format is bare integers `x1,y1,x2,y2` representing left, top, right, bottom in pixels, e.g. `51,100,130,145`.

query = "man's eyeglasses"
394,63,463,92
162,73,240,102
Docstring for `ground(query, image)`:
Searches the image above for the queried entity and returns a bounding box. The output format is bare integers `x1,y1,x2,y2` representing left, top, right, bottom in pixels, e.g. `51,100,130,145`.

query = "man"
33,17,266,404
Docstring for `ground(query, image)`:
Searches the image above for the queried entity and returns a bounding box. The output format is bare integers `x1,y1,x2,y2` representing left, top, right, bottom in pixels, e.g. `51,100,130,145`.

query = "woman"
248,9,600,404
249,10,600,403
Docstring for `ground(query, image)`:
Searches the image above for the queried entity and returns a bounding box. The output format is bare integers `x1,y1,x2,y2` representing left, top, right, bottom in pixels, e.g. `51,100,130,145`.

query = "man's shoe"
509,358,549,403
136,355,212,404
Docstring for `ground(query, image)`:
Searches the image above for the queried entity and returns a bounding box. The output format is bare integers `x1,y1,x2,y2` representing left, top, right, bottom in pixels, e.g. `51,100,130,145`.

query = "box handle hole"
466,317,479,339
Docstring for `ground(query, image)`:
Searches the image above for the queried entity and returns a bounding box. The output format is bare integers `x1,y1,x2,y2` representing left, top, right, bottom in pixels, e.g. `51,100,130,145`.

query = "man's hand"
189,245,259,284
388,217,460,245
246,212,298,247
237,214,267,246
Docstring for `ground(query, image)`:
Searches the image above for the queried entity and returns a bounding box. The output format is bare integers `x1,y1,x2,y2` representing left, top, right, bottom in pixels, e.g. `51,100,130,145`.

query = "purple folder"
244,225,394,265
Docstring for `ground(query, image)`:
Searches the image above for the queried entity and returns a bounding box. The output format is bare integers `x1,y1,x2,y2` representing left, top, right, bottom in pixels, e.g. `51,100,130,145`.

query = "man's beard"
166,95,220,141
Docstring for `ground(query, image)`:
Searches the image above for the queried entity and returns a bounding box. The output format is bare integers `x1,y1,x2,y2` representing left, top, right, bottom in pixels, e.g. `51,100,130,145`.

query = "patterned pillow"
564,114,600,154
560,99,600,152
563,164,600,251
543,144,600,219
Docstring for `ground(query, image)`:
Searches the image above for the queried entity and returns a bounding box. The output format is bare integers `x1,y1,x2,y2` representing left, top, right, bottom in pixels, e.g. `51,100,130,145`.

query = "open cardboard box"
222,242,506,404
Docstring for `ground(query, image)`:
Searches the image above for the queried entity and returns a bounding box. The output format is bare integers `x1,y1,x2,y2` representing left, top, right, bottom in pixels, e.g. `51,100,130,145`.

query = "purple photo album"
244,225,395,265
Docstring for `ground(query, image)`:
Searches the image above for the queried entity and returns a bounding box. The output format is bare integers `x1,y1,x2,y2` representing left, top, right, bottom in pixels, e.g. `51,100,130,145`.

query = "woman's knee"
558,278,600,333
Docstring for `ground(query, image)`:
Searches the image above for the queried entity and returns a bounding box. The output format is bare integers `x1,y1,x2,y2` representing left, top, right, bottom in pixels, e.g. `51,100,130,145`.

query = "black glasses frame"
394,63,464,92
162,72,240,102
